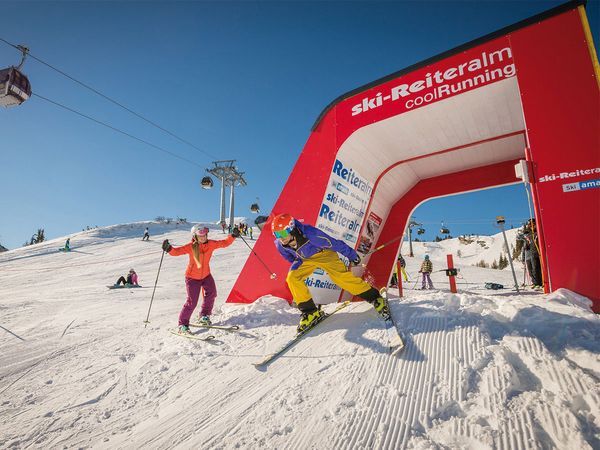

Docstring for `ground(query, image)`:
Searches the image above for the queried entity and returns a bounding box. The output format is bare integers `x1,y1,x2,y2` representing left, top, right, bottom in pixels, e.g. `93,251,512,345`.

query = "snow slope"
1,222,599,449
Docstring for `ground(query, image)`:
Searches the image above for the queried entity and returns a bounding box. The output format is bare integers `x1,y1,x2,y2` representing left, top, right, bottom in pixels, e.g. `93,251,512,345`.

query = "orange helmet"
271,213,295,238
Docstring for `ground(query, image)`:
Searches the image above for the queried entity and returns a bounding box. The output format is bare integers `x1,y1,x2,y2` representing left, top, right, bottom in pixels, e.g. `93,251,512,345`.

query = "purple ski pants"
421,272,434,289
178,275,217,326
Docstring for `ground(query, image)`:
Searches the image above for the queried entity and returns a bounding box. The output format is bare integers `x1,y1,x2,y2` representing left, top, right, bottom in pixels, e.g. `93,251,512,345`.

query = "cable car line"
1,36,219,160
33,92,203,168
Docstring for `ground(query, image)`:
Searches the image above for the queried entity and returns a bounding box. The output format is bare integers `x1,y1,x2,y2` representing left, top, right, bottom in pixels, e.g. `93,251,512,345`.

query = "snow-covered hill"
1,221,599,449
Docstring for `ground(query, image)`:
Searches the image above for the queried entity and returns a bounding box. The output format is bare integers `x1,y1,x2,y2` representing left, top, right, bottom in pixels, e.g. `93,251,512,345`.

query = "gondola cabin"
201,176,214,189
0,67,32,108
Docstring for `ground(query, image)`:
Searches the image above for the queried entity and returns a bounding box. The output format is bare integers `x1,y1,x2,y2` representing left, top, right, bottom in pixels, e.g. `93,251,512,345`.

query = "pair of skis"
253,295,404,368
169,322,241,341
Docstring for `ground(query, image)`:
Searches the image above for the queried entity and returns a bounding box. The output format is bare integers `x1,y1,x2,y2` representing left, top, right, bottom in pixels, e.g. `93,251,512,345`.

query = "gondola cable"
33,92,203,168
1,36,219,160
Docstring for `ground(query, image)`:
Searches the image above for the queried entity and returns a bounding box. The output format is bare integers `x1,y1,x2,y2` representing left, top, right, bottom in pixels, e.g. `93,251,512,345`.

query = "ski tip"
252,363,268,372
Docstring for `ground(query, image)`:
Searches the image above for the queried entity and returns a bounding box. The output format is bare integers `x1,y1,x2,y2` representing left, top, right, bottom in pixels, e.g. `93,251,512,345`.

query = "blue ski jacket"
274,220,359,271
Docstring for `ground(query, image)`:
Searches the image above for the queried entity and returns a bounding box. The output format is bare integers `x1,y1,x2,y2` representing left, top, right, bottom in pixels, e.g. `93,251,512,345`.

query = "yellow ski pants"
286,250,372,305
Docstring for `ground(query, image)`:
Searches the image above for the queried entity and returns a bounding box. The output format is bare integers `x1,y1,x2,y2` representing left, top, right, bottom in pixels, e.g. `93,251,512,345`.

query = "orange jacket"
168,235,235,280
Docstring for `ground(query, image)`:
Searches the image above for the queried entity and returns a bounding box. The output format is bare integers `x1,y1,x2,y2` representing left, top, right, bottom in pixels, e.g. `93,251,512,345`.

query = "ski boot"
296,299,324,333
372,296,391,320
178,324,192,334
198,315,212,326
359,288,391,320
297,310,325,333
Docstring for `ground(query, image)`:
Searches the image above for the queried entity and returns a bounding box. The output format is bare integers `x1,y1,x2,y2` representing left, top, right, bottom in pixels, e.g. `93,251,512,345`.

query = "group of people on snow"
158,216,389,335
389,253,434,290
158,215,443,335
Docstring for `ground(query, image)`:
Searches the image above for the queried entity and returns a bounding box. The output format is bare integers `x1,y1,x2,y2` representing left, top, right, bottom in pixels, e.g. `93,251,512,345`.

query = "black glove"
162,239,172,252
231,228,240,238
351,255,361,266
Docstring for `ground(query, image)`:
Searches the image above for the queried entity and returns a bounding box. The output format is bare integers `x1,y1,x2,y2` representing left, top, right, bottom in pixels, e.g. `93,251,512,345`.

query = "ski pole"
357,234,406,270
144,249,165,327
362,234,405,258
412,273,420,290
238,234,277,279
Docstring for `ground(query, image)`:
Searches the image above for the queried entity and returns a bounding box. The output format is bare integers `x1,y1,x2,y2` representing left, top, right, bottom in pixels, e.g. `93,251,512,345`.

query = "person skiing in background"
248,225,253,240
398,254,409,282
271,213,390,333
63,238,71,252
522,220,542,288
162,225,240,334
419,255,434,289
114,269,139,287
142,227,150,241
390,254,409,287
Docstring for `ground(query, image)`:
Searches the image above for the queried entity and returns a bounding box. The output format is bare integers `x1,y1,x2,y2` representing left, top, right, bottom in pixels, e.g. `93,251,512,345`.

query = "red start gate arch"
228,0,600,312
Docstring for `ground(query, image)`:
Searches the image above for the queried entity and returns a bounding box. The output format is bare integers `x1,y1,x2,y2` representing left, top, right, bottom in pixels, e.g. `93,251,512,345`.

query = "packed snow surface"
1,221,599,449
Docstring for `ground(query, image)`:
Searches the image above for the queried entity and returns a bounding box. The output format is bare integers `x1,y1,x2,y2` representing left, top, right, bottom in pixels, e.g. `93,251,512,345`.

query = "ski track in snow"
0,221,599,449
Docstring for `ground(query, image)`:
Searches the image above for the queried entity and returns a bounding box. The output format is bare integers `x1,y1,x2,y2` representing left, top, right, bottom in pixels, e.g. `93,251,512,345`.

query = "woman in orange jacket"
162,225,239,333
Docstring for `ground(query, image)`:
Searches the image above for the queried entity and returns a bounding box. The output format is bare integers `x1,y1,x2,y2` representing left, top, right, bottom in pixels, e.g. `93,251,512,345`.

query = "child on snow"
419,255,434,289
271,213,390,332
162,225,240,334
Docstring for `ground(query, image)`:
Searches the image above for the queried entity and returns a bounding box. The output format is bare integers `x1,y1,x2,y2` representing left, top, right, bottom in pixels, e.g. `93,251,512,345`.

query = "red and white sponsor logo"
350,46,515,117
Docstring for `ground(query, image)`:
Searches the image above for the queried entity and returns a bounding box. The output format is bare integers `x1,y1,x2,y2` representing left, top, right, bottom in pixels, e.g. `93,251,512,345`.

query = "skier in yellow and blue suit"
272,213,389,332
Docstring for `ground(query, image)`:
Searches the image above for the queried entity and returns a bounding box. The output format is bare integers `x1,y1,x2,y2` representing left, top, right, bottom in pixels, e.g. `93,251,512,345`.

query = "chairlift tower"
206,160,246,229
407,217,422,257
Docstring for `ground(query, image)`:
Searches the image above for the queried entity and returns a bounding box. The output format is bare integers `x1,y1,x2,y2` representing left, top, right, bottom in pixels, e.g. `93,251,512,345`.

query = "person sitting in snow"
63,238,71,252
162,225,240,334
419,255,434,289
115,268,139,287
271,213,390,333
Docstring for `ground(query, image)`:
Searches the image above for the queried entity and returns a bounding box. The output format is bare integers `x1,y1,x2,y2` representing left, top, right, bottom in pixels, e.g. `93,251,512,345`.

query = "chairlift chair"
201,176,214,189
417,228,425,235
440,221,450,234
250,203,260,213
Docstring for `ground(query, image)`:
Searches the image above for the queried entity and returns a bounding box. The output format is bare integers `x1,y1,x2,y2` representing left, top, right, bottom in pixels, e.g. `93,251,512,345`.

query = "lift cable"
33,92,203,168
1,36,219,160
415,218,531,226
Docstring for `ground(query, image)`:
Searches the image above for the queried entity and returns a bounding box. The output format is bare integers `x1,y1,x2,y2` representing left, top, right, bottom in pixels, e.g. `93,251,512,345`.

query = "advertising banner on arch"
335,37,516,143
311,158,373,304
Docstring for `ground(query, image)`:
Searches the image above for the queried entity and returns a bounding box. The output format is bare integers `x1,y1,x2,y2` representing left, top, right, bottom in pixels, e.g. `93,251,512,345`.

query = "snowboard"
107,284,143,290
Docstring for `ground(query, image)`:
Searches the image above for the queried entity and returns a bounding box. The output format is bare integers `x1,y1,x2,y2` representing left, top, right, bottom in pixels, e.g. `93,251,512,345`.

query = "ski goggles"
194,227,209,236
273,229,291,239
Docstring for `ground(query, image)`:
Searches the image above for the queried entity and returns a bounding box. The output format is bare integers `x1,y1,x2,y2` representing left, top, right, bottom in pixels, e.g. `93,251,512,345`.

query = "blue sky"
1,1,598,249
